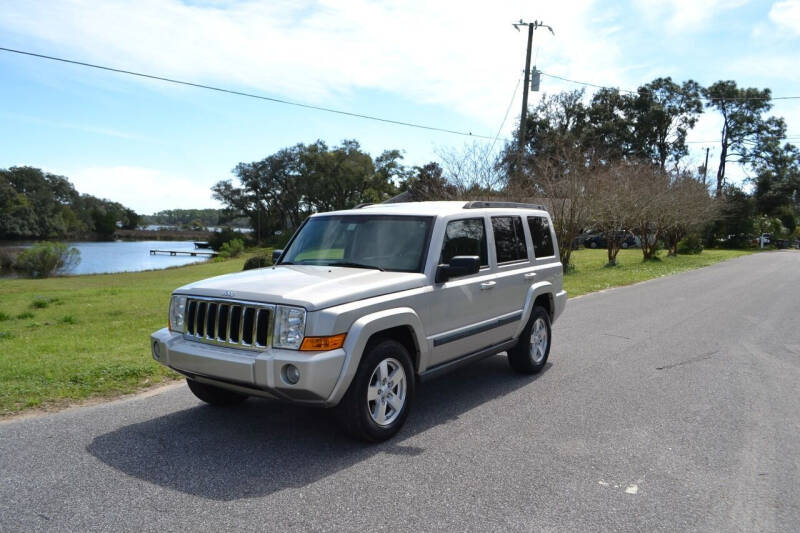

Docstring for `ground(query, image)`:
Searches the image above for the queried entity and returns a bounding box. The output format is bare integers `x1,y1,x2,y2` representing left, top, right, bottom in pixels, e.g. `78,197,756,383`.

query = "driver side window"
439,218,488,266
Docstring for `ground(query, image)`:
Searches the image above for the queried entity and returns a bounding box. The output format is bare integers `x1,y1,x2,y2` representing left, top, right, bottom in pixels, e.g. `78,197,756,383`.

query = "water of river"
2,241,210,276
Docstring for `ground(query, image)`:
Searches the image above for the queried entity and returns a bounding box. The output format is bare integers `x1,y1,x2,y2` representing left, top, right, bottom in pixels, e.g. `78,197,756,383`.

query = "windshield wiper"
327,261,385,272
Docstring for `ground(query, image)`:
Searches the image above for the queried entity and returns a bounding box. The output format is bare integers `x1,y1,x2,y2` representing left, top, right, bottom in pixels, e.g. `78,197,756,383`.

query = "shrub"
677,233,704,255
209,227,250,251
31,296,61,309
16,312,34,320
242,255,272,271
218,238,245,259
59,315,77,325
14,242,80,278
0,312,10,321
0,247,22,271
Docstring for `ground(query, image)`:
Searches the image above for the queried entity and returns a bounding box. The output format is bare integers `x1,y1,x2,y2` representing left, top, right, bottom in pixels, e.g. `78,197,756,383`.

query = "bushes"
0,247,21,272
218,238,245,259
677,233,704,254
242,255,272,270
208,227,250,251
14,242,80,278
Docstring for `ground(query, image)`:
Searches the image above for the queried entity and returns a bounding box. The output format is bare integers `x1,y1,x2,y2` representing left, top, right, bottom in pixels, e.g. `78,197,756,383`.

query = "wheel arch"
513,281,555,340
326,308,427,406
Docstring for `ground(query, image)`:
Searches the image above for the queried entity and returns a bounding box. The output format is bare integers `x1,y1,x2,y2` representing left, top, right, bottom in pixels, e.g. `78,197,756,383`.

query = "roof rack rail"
463,201,547,211
353,203,373,209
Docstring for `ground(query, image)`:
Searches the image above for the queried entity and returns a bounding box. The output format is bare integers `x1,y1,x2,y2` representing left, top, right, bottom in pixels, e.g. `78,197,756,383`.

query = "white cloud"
633,0,748,32
769,0,800,34
68,166,221,213
0,0,623,133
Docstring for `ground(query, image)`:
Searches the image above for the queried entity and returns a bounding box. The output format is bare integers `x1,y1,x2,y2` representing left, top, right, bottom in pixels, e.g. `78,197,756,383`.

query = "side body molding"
513,280,555,339
326,307,428,406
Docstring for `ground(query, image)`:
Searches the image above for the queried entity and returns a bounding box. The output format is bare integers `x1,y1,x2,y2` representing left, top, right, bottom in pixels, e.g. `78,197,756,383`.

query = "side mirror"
272,249,284,264
436,255,480,283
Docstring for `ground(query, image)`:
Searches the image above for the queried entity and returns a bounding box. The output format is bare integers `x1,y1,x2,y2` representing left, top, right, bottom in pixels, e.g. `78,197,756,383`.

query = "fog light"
282,364,300,385
152,341,161,360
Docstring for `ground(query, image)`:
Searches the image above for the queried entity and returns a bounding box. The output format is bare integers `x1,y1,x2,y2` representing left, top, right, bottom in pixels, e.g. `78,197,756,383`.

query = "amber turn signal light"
299,333,346,351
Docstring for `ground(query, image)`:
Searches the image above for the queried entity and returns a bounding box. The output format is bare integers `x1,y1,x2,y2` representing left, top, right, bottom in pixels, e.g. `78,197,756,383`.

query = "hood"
174,265,427,311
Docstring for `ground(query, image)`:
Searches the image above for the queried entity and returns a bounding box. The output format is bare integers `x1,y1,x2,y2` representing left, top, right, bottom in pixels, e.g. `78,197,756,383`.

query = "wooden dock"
150,249,218,257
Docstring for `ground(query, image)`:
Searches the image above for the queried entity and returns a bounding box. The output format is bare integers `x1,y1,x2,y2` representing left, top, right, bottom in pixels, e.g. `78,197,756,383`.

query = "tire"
335,339,415,442
622,242,629,249
186,378,248,406
589,241,597,248
507,306,551,374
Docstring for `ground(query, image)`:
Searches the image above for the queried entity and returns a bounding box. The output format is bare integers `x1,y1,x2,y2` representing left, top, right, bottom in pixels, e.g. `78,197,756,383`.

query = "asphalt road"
2,251,799,532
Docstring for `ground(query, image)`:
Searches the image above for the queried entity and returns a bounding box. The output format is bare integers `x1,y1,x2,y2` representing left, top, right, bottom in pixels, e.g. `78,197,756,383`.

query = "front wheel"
335,339,415,442
507,306,551,374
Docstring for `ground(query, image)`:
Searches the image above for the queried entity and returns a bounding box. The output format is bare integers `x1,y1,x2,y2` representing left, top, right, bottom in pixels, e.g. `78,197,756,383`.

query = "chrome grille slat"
253,309,261,347
212,304,220,340
239,306,246,345
182,297,274,352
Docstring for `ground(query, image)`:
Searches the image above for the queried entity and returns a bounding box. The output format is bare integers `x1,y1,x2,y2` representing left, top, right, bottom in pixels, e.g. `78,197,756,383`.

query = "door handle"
524,273,537,280
480,281,496,290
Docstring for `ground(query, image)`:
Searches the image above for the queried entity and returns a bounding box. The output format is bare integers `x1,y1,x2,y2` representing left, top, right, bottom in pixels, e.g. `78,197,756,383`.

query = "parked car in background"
583,232,638,249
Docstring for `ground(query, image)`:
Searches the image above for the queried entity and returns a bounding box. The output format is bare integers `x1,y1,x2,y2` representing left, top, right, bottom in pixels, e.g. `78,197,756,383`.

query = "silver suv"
150,201,566,441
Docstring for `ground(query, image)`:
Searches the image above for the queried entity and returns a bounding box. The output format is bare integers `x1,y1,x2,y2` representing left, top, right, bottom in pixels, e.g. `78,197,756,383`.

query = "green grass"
0,256,253,416
563,248,753,298
0,246,751,417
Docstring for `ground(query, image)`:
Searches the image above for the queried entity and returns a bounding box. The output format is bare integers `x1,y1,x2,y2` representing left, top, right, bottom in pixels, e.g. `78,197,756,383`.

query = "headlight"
273,305,306,349
169,295,187,332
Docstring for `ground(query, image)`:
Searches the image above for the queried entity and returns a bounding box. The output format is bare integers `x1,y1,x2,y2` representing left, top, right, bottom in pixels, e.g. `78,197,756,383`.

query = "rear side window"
440,218,488,266
491,216,527,263
528,216,555,258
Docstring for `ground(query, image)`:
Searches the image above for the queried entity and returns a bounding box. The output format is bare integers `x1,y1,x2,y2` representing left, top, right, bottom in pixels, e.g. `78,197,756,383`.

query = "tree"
628,78,703,170
590,163,638,265
704,81,774,195
436,142,505,199
402,162,456,201
662,172,717,256
753,141,800,219
0,166,137,240
626,164,673,260
704,185,755,248
513,143,596,270
213,140,403,242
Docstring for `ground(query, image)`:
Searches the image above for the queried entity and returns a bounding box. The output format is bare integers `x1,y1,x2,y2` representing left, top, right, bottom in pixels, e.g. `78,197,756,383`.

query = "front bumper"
150,328,346,405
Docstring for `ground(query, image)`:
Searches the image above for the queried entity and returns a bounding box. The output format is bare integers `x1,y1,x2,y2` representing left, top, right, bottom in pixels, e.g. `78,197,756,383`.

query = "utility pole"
513,20,554,161
702,147,710,186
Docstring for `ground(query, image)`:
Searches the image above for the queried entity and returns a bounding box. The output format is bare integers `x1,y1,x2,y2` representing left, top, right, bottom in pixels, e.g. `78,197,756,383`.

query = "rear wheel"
335,339,415,442
589,241,598,248
507,306,551,374
186,378,248,406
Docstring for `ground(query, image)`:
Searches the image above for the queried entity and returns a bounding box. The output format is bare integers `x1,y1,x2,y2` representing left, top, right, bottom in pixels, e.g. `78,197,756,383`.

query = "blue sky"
1,0,799,214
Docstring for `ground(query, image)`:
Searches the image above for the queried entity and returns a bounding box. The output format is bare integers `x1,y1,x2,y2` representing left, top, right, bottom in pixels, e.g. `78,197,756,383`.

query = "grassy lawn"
0,247,752,417
563,248,753,298
0,257,253,416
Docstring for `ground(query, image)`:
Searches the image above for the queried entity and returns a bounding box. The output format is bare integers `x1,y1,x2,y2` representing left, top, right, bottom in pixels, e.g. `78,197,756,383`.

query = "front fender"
513,281,555,339
325,307,428,405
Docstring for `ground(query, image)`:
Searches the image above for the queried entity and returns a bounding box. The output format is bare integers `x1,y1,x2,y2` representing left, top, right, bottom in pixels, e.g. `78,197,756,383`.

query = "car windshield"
280,214,434,273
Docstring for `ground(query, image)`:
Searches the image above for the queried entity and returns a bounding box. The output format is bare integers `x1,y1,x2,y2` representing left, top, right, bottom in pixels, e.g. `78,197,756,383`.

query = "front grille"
184,297,273,351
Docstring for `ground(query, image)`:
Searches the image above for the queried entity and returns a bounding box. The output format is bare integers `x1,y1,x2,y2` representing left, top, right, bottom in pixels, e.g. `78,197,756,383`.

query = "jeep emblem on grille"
222,290,236,298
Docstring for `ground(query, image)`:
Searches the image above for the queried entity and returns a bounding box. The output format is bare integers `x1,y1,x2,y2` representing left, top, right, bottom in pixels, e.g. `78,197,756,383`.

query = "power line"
686,136,800,144
489,77,522,155
0,46,496,140
538,70,800,101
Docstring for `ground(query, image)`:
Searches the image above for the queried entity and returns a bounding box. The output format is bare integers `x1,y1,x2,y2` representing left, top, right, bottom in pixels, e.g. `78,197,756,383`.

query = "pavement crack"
656,350,719,371
600,333,632,340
